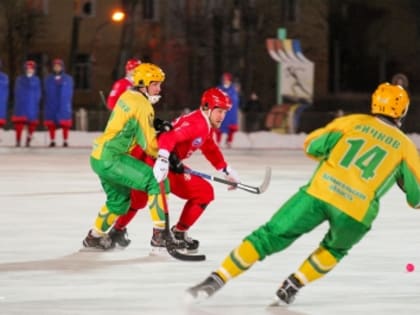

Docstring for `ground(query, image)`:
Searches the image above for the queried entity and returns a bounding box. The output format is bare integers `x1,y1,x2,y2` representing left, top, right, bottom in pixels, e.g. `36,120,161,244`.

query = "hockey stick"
184,167,271,194
99,90,108,109
159,182,206,262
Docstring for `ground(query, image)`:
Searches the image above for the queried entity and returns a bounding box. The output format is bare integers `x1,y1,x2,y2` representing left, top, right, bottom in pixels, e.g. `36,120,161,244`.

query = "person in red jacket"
109,87,240,254
106,58,141,110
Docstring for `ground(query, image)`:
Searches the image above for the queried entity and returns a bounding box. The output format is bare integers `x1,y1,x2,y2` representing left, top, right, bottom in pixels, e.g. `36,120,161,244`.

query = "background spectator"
44,58,74,147
12,60,41,147
0,60,9,140
106,58,141,110
215,72,239,148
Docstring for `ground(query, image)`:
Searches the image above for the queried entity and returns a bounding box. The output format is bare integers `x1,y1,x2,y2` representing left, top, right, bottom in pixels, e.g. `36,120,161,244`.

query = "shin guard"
295,246,338,285
216,240,260,282
93,205,118,234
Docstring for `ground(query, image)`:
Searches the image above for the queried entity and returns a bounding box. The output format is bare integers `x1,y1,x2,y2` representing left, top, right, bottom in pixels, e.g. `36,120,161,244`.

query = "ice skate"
270,274,303,306
171,226,199,253
109,227,131,248
81,229,114,251
185,273,225,303
149,227,185,257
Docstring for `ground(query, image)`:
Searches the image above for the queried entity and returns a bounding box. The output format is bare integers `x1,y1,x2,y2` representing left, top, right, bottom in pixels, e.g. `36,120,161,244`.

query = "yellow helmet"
371,82,410,119
132,63,165,87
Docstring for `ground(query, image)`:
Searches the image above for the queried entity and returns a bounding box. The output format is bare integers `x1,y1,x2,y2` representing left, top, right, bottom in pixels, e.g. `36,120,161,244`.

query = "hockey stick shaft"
99,90,108,109
184,167,271,194
159,182,206,262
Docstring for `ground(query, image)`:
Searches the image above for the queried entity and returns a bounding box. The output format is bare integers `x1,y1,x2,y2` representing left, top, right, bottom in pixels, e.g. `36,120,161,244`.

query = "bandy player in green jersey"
186,82,420,305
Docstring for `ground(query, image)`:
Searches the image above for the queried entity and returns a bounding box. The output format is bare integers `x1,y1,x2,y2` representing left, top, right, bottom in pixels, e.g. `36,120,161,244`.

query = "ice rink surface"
1,146,419,315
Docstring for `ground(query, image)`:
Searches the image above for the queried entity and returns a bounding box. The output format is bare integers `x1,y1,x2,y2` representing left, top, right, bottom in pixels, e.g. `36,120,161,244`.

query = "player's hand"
169,153,185,174
221,165,240,190
153,118,172,134
153,149,170,182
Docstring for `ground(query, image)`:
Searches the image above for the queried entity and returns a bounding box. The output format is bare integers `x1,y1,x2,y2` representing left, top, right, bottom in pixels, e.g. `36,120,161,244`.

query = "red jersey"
158,110,227,170
106,77,133,110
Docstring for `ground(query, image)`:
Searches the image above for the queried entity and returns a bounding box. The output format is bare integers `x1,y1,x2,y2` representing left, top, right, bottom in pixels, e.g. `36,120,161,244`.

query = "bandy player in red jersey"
108,87,240,254
106,58,141,110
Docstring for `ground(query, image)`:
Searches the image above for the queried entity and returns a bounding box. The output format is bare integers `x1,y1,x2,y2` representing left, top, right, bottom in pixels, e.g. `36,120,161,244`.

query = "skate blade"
183,290,209,305
79,247,107,253
268,296,287,307
149,247,171,257
79,246,115,252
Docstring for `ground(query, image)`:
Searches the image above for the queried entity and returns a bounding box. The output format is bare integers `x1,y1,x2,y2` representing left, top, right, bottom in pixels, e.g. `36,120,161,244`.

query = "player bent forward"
82,63,170,250
186,82,420,304
108,88,240,254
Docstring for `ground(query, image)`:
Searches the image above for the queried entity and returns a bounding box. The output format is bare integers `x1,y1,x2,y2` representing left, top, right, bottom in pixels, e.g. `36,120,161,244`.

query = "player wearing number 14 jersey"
186,82,420,305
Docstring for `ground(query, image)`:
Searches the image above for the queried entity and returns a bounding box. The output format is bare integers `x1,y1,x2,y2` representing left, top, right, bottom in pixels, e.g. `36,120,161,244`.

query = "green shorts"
90,155,169,215
245,188,370,261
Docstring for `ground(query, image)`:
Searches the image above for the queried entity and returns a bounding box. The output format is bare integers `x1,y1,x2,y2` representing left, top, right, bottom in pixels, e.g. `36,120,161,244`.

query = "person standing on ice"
214,72,239,148
106,58,141,110
0,60,9,138
12,60,41,147
43,58,74,147
186,82,420,305
108,87,241,255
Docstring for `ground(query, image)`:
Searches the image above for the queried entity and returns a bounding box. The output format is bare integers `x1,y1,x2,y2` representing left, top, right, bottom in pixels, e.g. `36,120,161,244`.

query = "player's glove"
220,165,240,190
153,118,172,134
169,153,185,174
153,149,170,183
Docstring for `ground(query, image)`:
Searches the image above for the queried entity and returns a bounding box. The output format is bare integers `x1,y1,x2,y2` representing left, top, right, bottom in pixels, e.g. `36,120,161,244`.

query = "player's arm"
200,136,227,170
158,120,200,153
107,80,125,110
303,117,349,160
399,146,420,208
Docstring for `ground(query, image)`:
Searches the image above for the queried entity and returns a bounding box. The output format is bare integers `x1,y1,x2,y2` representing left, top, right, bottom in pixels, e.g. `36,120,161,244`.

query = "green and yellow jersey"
91,89,158,160
304,114,420,226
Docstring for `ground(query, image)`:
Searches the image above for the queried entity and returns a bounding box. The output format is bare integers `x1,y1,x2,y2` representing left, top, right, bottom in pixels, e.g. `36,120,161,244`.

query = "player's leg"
226,124,238,148
14,121,24,147
60,120,72,147
83,180,131,250
44,121,56,147
85,155,153,250
186,189,324,301
109,189,148,247
26,121,37,147
275,205,370,303
170,171,214,252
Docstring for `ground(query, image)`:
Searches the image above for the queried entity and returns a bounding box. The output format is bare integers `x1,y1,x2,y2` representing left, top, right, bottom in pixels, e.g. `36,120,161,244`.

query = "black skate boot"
273,274,303,305
171,226,199,253
150,227,185,256
109,227,131,247
186,272,225,302
82,229,114,250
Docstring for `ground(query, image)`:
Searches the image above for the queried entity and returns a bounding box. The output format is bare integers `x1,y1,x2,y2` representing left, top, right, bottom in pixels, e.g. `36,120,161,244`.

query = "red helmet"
221,72,233,82
25,60,36,69
52,58,64,66
125,58,141,73
200,87,232,111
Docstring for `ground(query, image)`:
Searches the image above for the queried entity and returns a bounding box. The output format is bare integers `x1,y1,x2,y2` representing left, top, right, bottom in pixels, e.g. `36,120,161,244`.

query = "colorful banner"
266,38,315,102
